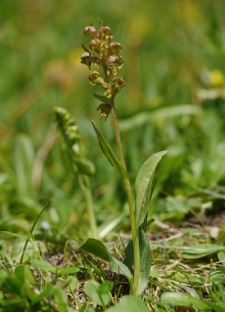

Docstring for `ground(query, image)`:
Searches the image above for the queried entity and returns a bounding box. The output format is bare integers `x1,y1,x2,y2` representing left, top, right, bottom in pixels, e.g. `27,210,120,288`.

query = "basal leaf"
84,280,111,307
78,238,111,262
138,229,150,295
30,259,56,273
92,121,128,179
58,266,79,276
52,285,69,309
98,281,114,294
135,150,167,228
160,292,209,310
77,238,133,282
105,296,149,312
182,244,225,259
123,240,134,272
110,256,133,281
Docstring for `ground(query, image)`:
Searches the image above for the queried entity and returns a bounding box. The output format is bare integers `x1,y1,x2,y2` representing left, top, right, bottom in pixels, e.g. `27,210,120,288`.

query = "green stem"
110,100,140,295
78,175,98,239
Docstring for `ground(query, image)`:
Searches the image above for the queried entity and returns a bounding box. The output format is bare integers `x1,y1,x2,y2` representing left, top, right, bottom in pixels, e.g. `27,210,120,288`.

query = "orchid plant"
55,22,167,296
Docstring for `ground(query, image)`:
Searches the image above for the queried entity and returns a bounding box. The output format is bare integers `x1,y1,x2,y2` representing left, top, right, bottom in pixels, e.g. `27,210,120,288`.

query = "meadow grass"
1,1,225,311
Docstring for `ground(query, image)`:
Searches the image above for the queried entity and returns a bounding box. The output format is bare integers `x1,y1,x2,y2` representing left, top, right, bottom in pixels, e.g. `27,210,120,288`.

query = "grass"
1,0,225,311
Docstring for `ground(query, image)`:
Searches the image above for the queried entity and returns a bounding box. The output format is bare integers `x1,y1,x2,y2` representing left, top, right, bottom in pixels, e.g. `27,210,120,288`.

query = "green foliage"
160,292,210,310
77,238,133,281
182,244,225,260
106,296,150,312
54,106,95,177
1,0,225,310
0,264,71,312
92,121,128,179
135,150,167,228
54,106,98,238
84,280,113,308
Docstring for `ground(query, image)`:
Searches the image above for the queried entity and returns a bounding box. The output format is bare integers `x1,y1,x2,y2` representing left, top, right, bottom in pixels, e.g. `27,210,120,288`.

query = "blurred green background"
1,0,225,240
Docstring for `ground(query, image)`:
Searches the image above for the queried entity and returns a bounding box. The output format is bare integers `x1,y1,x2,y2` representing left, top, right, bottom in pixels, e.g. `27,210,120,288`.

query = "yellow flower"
209,70,224,87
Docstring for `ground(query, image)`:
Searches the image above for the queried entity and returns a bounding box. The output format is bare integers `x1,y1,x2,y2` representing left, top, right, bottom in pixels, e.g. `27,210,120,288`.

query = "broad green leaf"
98,281,114,294
182,244,225,259
15,265,35,284
123,229,151,294
53,285,69,309
30,259,56,273
138,229,150,295
77,238,132,281
106,296,149,312
58,266,79,276
218,252,225,262
160,292,209,310
77,238,111,262
92,121,128,179
123,240,134,272
84,280,111,307
135,150,167,228
94,93,109,104
110,256,133,280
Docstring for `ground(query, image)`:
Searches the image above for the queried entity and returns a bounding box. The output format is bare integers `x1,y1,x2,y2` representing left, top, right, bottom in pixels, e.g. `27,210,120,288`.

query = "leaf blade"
92,121,128,179
106,296,149,312
77,238,111,262
77,238,133,282
94,93,109,104
30,259,56,273
138,229,150,295
160,292,209,310
135,150,167,228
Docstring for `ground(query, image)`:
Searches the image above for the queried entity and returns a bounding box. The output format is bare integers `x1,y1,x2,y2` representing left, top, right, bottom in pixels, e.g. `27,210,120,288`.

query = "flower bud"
88,71,109,89
80,52,91,67
99,26,112,37
111,77,126,94
97,103,112,120
88,71,100,84
106,55,123,75
89,38,102,55
106,42,122,55
81,52,102,68
106,55,123,67
83,25,97,38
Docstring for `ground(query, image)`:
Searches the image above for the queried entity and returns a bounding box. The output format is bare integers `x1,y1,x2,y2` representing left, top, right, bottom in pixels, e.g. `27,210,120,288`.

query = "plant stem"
110,100,140,295
79,175,98,239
